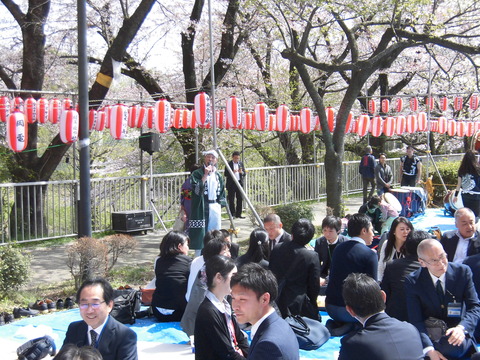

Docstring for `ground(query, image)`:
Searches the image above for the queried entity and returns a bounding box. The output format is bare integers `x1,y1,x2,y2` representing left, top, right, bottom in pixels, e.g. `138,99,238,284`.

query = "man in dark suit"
464,253,480,341
381,229,426,321
440,207,480,263
63,278,137,360
314,215,347,286
339,273,424,360
405,239,480,360
231,263,299,360
224,151,246,218
325,213,378,335
270,218,321,320
262,214,291,260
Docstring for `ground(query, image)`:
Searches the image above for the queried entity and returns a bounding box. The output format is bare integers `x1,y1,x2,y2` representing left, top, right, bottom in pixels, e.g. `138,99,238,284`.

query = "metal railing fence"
0,154,462,244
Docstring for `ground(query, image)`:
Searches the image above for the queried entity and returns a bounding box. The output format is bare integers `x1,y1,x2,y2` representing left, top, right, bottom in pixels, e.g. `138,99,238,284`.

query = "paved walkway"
24,197,364,289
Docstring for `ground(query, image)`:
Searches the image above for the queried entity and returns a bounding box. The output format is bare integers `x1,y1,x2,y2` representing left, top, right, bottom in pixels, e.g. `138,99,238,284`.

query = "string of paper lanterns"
1,93,480,152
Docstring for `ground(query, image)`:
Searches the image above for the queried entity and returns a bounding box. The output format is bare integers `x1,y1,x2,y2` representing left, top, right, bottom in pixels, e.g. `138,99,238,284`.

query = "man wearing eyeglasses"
405,239,480,360
63,278,138,360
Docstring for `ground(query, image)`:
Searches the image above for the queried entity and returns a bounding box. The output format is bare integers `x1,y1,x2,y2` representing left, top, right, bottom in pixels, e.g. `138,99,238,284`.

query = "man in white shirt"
231,263,299,360
441,207,480,263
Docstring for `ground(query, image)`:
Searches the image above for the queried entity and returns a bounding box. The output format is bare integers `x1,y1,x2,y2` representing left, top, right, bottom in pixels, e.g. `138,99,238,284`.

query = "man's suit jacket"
269,241,321,319
380,255,421,321
63,316,138,360
314,235,347,279
325,240,378,307
224,160,246,189
405,262,480,348
263,231,291,260
338,312,424,360
464,253,480,298
248,311,299,360
440,230,480,262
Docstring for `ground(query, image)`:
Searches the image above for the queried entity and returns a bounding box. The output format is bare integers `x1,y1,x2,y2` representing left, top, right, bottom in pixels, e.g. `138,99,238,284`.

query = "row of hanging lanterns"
2,93,479,152
367,95,479,114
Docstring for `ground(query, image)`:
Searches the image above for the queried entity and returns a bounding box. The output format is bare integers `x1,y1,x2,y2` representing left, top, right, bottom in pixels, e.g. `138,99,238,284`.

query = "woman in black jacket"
194,255,248,360
152,231,192,322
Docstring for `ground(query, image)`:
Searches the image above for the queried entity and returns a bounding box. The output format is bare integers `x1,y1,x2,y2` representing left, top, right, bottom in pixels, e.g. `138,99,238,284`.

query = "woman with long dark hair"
194,255,248,359
236,228,269,269
377,217,413,281
454,149,480,218
152,231,192,322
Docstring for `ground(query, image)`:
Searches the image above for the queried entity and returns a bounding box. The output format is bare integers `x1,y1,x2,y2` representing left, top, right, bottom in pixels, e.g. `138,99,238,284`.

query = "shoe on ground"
13,307,40,318
29,300,48,312
56,299,64,310
0,315,5,326
64,297,74,309
238,216,246,219
45,298,56,311
3,312,14,323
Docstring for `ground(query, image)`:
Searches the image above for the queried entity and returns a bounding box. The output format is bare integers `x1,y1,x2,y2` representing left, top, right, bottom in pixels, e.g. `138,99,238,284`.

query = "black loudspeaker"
139,132,160,155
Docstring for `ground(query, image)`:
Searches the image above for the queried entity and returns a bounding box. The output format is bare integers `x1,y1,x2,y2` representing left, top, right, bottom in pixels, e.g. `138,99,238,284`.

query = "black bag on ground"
285,314,330,350
17,335,56,360
424,317,447,342
111,289,141,325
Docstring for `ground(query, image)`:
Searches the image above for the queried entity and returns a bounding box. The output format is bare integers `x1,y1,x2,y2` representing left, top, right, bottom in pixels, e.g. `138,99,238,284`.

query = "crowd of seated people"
57,201,480,360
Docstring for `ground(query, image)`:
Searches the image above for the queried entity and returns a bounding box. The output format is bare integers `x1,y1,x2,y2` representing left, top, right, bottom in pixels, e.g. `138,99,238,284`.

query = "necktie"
270,239,276,250
436,279,445,305
90,329,98,347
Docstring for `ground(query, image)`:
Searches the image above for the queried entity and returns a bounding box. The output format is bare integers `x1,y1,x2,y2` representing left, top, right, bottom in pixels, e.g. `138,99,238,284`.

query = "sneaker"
64,297,74,309
29,300,48,312
3,312,14,323
13,307,40,318
45,298,56,312
56,299,64,310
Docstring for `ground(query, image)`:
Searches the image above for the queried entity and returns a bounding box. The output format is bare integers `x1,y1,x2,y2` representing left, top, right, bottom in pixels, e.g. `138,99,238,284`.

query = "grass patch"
108,265,154,288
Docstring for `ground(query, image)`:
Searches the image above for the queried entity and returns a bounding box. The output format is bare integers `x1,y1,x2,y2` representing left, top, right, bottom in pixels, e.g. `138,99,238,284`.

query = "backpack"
17,335,56,360
111,289,141,325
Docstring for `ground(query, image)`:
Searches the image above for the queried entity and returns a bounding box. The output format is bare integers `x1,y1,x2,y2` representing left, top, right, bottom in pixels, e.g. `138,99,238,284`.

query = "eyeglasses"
79,301,106,310
421,252,447,265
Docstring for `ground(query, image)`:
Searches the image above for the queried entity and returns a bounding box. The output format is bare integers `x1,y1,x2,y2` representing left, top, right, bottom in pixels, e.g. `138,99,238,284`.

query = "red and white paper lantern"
409,97,418,112
7,111,28,152
88,109,98,131
356,114,370,137
447,119,456,136
457,121,466,137
429,120,438,132
184,109,196,129
395,116,406,135
437,117,447,134
24,97,37,124
146,107,155,129
326,107,335,132
440,97,448,112
470,95,479,111
155,99,171,133
454,97,463,111
370,116,383,137
425,97,434,111
128,105,143,128
60,108,79,144
381,99,390,114
289,115,299,132
216,109,225,129
62,98,73,111
368,99,376,115
345,112,354,133
172,108,183,129
383,116,395,137
395,98,403,113
48,98,62,124
110,104,129,140
467,122,475,137
226,96,241,129
417,112,427,131
406,114,417,133
276,105,290,132
254,102,269,131
0,96,11,122
95,110,106,131
194,92,212,128
300,107,314,134
36,98,49,124
11,97,24,113
244,112,254,130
